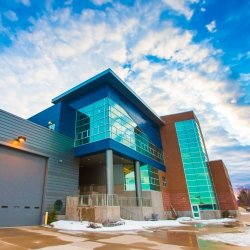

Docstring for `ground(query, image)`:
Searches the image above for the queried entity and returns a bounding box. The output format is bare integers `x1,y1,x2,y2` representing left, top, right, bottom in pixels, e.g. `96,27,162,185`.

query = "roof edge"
52,68,165,126
52,68,112,104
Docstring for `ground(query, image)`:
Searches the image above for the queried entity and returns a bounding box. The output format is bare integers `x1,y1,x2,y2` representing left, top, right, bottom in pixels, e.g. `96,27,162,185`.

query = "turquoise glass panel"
75,97,164,164
124,164,160,191
175,119,217,211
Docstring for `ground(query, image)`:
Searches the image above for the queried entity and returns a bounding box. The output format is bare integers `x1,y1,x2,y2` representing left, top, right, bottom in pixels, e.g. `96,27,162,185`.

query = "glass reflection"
175,119,217,210
75,98,163,164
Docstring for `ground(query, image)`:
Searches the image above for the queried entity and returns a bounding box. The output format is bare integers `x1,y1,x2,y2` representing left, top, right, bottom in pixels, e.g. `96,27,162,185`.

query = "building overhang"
52,69,165,126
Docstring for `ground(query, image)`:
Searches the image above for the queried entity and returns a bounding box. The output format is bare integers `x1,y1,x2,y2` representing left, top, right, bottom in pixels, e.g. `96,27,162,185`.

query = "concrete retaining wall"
65,196,120,223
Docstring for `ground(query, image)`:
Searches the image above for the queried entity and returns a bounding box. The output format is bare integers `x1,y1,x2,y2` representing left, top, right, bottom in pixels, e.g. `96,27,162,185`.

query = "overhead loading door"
0,146,46,227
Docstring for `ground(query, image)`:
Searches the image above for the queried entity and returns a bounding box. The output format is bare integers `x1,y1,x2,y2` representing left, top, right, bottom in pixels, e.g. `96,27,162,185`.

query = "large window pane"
75,97,164,164
175,119,217,210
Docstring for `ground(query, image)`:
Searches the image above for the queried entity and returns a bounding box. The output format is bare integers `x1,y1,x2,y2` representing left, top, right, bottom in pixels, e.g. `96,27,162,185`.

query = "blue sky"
0,0,249,188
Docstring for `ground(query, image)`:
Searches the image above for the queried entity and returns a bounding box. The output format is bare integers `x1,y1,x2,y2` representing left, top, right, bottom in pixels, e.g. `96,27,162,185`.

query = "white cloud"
240,73,250,82
64,0,73,5
91,0,112,6
162,0,199,20
0,2,249,187
4,10,18,22
200,7,206,12
206,20,217,33
15,0,30,6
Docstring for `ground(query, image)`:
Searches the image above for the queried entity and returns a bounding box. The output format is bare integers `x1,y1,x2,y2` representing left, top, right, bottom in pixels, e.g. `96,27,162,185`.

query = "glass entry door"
191,204,201,219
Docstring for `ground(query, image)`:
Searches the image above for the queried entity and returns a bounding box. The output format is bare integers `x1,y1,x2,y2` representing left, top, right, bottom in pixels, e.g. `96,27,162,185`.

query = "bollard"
44,211,48,225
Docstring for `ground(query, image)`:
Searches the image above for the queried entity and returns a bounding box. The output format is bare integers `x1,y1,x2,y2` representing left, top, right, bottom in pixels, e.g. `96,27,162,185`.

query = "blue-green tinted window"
75,98,163,163
175,119,217,211
124,165,160,191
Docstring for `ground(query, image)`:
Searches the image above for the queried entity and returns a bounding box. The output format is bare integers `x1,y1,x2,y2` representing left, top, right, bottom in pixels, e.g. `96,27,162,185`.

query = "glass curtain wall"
124,164,161,191
75,97,164,164
175,120,217,210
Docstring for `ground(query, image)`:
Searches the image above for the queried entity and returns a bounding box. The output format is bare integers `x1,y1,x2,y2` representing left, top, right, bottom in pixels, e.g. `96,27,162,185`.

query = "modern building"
209,160,238,213
0,69,238,227
161,112,223,219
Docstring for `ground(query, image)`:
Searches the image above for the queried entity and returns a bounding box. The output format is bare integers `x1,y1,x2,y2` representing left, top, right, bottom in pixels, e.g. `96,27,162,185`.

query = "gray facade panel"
0,146,47,226
0,109,79,220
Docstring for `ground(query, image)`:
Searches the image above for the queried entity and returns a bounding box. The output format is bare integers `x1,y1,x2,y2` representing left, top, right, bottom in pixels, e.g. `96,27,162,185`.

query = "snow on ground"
51,218,236,232
240,212,250,215
51,219,181,232
200,229,250,247
176,217,237,225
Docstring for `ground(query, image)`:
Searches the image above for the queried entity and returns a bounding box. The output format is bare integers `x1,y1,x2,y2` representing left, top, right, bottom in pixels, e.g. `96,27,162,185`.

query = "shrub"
222,210,230,218
238,189,250,208
48,208,57,224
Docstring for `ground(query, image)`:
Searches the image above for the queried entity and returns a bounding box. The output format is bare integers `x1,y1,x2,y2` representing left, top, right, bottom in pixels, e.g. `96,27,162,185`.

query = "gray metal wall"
0,109,79,216
0,146,47,226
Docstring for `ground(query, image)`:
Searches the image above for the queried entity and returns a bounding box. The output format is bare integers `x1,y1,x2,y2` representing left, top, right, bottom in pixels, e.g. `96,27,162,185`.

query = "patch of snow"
199,218,237,225
51,218,237,232
200,229,250,247
176,217,236,225
51,219,183,232
240,212,250,215
177,217,196,222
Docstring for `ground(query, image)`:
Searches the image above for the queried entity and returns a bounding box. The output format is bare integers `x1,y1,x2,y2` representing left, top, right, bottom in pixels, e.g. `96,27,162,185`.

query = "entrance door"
191,204,201,219
0,146,47,227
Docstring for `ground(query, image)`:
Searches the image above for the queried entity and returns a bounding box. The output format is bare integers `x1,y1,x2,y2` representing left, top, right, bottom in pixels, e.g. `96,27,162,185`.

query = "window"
162,176,167,188
75,98,164,164
48,121,55,131
123,165,161,191
175,119,217,210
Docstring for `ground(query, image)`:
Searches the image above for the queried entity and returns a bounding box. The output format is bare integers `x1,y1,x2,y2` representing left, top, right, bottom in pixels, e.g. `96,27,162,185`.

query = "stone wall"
65,196,120,223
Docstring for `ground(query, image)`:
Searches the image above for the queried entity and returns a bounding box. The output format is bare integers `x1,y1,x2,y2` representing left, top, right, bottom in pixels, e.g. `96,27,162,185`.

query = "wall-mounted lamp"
17,136,26,143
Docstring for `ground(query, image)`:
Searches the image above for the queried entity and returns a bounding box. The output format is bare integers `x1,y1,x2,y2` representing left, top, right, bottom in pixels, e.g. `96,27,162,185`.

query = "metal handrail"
77,194,151,207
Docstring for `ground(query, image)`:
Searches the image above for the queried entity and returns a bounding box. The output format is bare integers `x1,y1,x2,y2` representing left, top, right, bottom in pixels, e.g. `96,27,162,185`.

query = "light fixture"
17,136,26,143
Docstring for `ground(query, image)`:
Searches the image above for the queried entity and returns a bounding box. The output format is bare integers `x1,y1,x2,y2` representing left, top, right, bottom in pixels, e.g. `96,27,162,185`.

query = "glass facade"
175,119,217,210
75,97,164,163
124,164,161,191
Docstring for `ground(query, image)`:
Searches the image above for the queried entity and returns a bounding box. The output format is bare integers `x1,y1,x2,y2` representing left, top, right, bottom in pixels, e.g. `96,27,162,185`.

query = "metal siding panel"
0,146,46,226
0,109,79,219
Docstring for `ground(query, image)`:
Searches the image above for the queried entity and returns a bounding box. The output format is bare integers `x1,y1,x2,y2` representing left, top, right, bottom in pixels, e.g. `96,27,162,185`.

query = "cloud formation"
4,10,18,22
0,1,249,187
15,0,31,6
162,0,199,19
206,20,217,33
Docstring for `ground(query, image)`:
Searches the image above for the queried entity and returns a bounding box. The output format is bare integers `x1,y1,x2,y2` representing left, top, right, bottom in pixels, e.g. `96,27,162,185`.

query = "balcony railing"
78,194,152,207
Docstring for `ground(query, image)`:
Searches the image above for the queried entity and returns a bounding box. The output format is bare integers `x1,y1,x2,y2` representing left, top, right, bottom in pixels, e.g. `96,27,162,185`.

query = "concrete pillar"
134,160,142,206
106,149,114,195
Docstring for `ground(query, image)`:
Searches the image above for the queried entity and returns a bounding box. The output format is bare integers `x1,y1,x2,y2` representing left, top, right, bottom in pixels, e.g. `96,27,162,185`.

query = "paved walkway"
0,226,198,250
0,214,249,250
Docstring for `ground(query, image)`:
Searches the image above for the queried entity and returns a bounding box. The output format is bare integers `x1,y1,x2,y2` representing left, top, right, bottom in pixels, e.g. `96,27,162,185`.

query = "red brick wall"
159,171,170,210
209,160,238,210
160,112,196,211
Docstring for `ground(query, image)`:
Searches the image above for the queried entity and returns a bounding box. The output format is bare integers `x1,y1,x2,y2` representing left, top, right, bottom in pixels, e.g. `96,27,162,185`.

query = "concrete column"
106,149,114,195
134,160,142,206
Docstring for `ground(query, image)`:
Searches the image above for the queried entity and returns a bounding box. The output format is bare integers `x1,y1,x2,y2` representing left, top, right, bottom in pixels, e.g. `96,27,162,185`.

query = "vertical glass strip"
175,119,217,210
